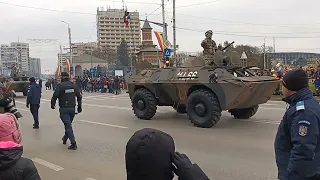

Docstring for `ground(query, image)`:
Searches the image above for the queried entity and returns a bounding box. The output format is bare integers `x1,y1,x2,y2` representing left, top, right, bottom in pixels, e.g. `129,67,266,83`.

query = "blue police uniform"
51,76,82,150
275,88,320,180
26,81,41,128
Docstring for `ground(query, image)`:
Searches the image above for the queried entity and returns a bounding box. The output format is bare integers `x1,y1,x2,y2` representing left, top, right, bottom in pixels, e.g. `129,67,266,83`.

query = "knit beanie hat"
29,77,35,83
282,69,309,91
0,113,21,144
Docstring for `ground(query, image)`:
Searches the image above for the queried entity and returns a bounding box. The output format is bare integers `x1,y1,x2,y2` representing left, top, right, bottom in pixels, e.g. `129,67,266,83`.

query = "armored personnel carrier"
127,41,280,128
6,64,29,96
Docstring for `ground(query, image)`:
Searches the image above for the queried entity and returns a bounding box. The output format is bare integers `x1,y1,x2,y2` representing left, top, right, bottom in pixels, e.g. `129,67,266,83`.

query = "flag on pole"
65,59,70,73
124,10,130,27
154,31,164,52
56,65,61,76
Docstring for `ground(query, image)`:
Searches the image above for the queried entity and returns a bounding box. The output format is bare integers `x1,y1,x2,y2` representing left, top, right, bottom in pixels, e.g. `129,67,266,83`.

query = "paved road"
13,89,286,180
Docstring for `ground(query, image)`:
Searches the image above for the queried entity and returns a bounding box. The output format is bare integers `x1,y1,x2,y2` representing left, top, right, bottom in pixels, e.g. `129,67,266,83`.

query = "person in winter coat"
0,113,41,179
125,128,209,180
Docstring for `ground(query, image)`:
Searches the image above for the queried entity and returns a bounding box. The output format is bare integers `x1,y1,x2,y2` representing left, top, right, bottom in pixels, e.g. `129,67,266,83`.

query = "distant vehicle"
7,76,29,96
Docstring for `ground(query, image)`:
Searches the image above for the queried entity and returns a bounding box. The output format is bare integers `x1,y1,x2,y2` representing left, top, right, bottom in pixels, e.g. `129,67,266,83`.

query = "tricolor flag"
65,59,70,73
124,11,130,27
56,65,61,76
154,31,164,52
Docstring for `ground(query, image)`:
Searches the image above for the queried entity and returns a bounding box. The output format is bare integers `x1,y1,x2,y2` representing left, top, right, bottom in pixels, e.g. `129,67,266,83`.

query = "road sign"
70,66,74,73
90,68,94,73
240,52,247,59
164,40,171,48
164,48,171,57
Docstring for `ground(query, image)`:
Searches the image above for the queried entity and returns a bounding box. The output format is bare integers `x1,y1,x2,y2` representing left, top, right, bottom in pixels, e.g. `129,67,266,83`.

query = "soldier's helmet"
205,30,213,36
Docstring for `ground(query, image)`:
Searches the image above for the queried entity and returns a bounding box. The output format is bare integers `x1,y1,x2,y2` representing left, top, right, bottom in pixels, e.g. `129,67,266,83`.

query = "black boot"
68,143,77,150
33,124,39,129
62,137,67,144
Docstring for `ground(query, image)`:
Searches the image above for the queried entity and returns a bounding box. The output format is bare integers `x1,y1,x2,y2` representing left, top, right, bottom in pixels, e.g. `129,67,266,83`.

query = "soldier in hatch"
201,30,218,65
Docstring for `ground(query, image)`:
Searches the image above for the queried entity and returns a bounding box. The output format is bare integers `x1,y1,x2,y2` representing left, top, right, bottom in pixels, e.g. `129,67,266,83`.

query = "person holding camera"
50,72,82,150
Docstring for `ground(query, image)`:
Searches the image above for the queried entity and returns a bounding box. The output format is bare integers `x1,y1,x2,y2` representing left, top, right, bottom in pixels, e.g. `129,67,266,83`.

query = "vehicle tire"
173,105,187,113
228,105,259,119
131,88,157,120
187,89,222,128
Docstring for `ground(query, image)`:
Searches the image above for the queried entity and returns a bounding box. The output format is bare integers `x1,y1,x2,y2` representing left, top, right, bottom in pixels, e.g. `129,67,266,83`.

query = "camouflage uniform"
201,30,217,65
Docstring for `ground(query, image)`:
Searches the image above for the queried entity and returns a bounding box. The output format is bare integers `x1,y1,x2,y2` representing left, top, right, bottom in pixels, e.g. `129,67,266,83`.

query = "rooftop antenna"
145,13,147,19
18,36,19,42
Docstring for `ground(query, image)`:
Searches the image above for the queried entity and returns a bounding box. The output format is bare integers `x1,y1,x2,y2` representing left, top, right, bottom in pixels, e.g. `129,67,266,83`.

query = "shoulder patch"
298,120,311,125
296,101,305,111
65,89,74,93
299,125,308,136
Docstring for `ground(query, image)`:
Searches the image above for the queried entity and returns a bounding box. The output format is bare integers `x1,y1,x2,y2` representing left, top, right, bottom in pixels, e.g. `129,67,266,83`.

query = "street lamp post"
263,37,266,69
61,20,73,76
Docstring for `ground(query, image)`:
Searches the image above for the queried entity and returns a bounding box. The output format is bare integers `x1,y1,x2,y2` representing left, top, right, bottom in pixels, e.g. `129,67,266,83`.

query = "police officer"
275,69,320,180
26,77,41,129
51,72,82,150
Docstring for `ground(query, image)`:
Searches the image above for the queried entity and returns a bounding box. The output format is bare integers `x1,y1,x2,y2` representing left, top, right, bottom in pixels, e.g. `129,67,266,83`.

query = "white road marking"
17,108,29,112
82,103,132,110
84,178,97,180
78,120,128,128
15,101,25,104
84,94,128,99
84,96,129,101
32,157,64,171
239,119,280,125
261,103,277,106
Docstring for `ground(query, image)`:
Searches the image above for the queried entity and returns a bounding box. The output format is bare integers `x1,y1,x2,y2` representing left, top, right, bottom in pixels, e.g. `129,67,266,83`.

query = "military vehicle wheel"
173,105,187,113
131,88,157,120
228,105,259,119
187,89,221,128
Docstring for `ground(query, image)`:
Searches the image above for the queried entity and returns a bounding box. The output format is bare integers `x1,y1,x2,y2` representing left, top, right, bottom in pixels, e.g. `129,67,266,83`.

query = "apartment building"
29,57,41,78
96,8,141,53
0,44,21,75
71,42,98,57
10,42,29,74
57,53,73,67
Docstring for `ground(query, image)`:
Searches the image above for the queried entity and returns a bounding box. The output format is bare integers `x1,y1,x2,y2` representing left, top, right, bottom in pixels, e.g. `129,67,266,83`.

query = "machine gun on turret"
207,41,237,66
221,41,235,51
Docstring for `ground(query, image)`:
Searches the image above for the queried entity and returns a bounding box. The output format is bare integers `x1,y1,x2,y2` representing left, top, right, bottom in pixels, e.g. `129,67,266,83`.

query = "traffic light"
165,57,170,67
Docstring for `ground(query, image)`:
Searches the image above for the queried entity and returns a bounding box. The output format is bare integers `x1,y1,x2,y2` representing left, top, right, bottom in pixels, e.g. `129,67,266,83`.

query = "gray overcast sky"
0,0,319,73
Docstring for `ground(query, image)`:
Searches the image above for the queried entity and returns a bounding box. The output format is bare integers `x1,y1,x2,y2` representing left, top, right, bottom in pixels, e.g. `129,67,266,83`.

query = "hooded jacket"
125,128,209,180
126,128,175,180
0,142,40,180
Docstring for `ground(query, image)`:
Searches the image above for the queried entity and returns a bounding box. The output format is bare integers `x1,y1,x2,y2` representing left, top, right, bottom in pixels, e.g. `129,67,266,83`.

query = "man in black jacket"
51,72,82,150
125,128,209,180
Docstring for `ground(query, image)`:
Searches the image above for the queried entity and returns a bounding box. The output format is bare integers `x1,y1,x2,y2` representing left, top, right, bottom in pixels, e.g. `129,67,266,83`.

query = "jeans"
30,104,40,126
59,107,76,144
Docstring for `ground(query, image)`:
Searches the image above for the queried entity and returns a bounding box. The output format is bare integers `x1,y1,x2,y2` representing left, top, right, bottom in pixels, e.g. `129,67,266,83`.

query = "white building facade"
0,44,21,75
96,8,141,53
71,42,98,57
10,42,29,74
29,58,41,78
